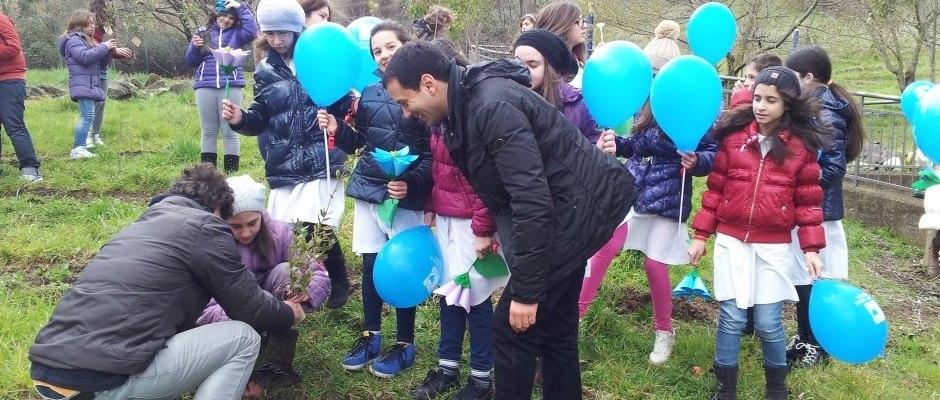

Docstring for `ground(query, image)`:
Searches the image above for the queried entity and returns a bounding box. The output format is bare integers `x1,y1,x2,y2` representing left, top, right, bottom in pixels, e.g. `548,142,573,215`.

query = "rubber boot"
200,152,217,167
223,154,239,174
250,329,302,389
764,365,789,400
712,363,738,400
323,240,350,309
927,230,940,277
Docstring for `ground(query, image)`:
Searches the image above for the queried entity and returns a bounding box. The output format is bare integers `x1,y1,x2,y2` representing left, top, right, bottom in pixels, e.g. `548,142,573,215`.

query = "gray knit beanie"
227,175,267,216
754,66,802,97
257,0,305,34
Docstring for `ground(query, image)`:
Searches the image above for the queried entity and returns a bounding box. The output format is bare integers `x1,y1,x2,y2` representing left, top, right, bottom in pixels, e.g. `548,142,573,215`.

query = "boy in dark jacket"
29,163,305,400
383,41,635,400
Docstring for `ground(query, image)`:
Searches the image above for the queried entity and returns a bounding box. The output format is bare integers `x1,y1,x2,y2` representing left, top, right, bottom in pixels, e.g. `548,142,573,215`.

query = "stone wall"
843,179,925,243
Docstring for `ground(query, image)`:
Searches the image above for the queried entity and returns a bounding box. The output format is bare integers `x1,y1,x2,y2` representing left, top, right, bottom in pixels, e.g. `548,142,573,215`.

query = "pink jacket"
426,126,496,237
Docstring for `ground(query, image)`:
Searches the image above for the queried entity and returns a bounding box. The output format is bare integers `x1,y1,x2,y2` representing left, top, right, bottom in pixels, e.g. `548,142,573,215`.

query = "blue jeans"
0,79,40,169
73,98,95,148
715,300,787,368
361,252,416,342
438,296,494,372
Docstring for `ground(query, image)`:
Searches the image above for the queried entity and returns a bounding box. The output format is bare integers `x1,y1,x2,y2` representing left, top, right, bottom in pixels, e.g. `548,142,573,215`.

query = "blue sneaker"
369,342,415,378
341,331,382,370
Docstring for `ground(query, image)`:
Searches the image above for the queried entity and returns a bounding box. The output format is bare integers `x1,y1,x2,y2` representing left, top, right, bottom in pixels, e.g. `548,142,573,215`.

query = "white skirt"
350,199,424,254
713,233,799,309
622,209,690,265
789,220,849,285
432,215,509,306
267,179,345,228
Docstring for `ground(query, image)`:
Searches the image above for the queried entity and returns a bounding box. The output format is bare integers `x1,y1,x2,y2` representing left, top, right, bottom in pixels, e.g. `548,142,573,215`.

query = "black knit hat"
754,66,802,97
514,29,579,77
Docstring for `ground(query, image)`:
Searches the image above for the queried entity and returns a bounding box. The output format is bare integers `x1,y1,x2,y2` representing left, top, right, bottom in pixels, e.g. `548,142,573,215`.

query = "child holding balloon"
688,66,827,400
784,45,865,368
317,20,433,379
593,20,718,365
221,0,355,311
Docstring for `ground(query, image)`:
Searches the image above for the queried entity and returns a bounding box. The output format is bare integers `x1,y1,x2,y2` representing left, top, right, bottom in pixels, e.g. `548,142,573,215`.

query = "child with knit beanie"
594,20,718,365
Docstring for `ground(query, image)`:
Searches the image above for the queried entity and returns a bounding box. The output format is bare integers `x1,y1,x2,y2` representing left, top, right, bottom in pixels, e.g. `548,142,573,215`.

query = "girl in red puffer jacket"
688,66,827,400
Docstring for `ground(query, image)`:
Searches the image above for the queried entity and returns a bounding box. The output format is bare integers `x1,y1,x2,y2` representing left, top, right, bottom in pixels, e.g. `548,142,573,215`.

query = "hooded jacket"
29,196,294,389
442,58,635,303
58,32,110,101
815,86,853,221
233,48,353,189
183,6,257,90
427,126,495,237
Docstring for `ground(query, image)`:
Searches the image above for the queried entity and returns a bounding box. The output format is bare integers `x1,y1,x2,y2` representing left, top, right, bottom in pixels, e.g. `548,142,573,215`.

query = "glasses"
575,19,589,27
262,31,293,40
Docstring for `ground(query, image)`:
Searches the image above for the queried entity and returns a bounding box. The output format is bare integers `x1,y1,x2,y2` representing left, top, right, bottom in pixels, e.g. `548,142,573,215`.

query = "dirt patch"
615,287,719,322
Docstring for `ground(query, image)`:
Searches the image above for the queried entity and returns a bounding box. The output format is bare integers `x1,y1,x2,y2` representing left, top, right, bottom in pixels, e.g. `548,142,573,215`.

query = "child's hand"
221,99,243,125
678,150,698,170
192,34,205,48
225,0,241,8
804,251,823,278
423,211,436,227
733,80,746,92
387,180,408,199
597,130,616,155
474,235,493,259
317,109,337,133
688,238,707,265
115,47,133,58
104,39,117,50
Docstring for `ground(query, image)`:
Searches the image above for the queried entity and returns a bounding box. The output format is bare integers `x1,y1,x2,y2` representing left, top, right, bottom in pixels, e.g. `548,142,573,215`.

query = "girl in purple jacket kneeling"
198,174,329,393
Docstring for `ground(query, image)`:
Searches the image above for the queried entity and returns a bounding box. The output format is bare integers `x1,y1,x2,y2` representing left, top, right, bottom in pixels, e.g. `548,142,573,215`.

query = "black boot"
200,152,217,167
323,239,350,309
764,365,789,400
250,329,302,389
712,363,738,400
223,154,239,174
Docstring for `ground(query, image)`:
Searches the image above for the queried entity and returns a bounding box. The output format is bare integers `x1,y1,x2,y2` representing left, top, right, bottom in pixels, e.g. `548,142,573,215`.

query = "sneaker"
649,329,675,364
70,146,97,159
341,331,382,371
85,136,95,148
785,334,804,363
450,377,494,400
369,342,415,378
411,368,460,399
19,168,42,183
791,343,829,369
93,134,106,146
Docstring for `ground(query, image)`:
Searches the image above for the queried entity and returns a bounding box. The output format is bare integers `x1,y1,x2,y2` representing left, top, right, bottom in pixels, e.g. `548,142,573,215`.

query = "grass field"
0,55,938,400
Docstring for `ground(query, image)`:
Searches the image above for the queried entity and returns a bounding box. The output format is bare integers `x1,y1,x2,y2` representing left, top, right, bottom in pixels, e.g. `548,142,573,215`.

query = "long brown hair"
534,2,586,64
247,213,276,266
89,0,109,36
254,0,333,63
62,10,97,46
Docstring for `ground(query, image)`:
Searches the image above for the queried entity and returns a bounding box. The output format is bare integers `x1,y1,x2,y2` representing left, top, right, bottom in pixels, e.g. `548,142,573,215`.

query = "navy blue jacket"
615,125,717,222
816,86,853,221
333,80,432,211
232,49,353,189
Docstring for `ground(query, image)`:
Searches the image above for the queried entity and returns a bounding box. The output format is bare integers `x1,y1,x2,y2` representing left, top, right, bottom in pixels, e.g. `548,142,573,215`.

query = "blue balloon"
582,40,653,128
902,80,934,121
295,22,360,105
687,2,737,65
915,85,940,165
347,16,383,92
650,55,723,152
374,226,443,308
809,279,888,364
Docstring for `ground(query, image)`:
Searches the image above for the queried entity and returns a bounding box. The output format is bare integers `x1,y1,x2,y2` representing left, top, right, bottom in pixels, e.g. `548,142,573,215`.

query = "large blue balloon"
374,225,443,308
347,16,383,92
650,55,723,152
915,85,940,165
687,2,737,65
295,22,360,105
582,40,652,128
809,280,888,364
902,80,934,121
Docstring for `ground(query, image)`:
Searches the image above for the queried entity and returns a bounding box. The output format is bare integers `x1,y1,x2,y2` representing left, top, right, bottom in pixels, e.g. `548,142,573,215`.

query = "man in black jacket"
384,41,635,399
29,163,305,400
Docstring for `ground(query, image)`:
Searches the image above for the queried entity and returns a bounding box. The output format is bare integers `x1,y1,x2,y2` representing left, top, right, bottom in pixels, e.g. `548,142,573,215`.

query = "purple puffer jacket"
58,32,110,101
197,213,330,325
426,126,496,237
558,81,602,144
183,6,257,90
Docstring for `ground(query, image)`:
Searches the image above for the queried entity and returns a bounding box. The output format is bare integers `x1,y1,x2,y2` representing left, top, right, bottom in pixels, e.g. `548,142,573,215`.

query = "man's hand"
221,99,242,125
387,180,408,199
473,235,493,259
804,251,823,279
509,301,537,332
284,301,305,325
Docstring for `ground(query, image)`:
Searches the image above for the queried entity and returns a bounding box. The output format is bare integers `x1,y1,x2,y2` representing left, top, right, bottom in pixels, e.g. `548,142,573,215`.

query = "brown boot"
927,230,940,277
250,329,302,389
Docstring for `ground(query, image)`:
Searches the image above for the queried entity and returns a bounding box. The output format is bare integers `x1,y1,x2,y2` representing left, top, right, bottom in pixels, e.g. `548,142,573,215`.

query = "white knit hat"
226,175,267,216
257,0,305,34
644,20,681,71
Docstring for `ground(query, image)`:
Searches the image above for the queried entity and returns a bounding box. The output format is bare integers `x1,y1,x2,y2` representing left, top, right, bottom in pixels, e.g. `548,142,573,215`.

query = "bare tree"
852,0,940,90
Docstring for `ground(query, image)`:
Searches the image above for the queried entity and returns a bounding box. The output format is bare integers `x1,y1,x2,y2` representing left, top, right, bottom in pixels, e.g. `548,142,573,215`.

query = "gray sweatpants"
195,87,242,155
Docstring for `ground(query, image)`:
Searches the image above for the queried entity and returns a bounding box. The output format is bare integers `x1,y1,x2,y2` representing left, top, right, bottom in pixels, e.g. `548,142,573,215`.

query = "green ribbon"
912,168,940,191
454,272,471,288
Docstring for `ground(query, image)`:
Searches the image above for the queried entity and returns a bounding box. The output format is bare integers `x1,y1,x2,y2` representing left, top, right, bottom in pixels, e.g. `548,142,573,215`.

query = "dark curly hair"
167,163,235,219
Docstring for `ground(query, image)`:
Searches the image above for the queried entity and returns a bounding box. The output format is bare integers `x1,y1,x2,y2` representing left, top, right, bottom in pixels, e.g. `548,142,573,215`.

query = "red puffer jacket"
427,126,496,237
692,121,825,252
